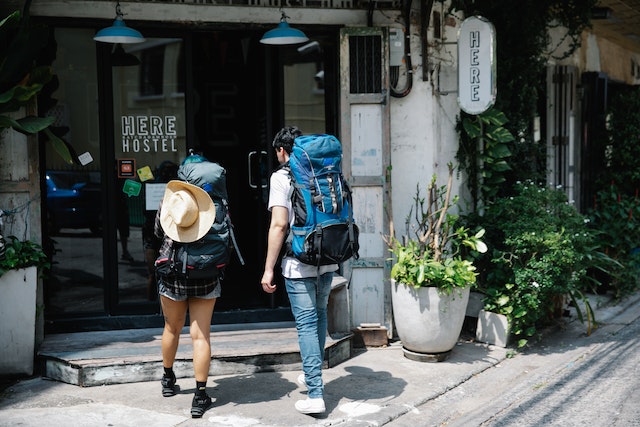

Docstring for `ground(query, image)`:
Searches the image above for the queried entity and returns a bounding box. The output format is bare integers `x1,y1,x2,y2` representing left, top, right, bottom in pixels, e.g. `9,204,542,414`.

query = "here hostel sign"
457,16,496,115
121,115,178,153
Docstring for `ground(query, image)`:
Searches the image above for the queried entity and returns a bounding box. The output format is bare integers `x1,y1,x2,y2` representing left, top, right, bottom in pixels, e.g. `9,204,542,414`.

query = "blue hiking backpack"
155,160,244,283
286,134,360,266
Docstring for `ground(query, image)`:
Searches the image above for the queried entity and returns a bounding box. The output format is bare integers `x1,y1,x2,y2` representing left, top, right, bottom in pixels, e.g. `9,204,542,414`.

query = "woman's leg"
187,297,216,418
188,297,216,382
160,295,188,368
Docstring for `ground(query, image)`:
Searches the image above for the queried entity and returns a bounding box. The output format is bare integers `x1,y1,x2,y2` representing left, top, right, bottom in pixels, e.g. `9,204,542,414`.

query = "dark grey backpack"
155,161,244,281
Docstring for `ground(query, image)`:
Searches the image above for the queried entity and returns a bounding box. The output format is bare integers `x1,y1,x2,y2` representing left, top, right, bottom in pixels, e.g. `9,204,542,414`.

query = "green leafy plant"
0,235,50,277
384,164,487,295
456,107,514,210
0,4,73,164
587,183,640,298
468,181,602,347
582,86,640,300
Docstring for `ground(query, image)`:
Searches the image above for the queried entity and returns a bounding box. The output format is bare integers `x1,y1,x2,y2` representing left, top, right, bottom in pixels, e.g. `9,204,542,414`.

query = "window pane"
44,28,104,315
112,38,187,305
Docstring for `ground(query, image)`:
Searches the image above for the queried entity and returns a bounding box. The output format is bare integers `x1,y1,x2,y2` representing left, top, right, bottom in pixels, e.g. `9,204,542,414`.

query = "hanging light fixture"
260,11,309,45
94,1,145,44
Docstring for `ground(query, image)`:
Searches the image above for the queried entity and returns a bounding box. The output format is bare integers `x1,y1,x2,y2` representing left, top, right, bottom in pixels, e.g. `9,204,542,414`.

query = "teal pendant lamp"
260,11,309,45
94,1,145,44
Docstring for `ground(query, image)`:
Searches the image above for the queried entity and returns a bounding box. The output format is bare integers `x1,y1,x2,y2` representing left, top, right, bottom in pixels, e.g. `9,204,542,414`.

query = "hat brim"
159,180,216,243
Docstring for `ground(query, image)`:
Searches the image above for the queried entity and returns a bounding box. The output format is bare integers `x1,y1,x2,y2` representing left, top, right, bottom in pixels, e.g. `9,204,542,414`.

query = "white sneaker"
297,373,307,387
295,397,325,414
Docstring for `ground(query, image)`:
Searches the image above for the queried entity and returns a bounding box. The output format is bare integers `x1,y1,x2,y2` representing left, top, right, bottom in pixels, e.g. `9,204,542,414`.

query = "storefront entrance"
42,26,333,332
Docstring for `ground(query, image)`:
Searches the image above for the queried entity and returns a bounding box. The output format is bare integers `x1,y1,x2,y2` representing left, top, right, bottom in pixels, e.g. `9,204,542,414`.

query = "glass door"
110,38,187,308
43,28,105,318
189,31,275,312
43,29,187,325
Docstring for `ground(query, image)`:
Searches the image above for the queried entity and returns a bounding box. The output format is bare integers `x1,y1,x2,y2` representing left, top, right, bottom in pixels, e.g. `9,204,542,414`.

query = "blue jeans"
285,272,334,399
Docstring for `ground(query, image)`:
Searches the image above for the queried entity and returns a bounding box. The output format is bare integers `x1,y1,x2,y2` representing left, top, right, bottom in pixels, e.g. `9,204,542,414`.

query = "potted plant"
384,164,487,361
0,234,50,375
0,235,49,276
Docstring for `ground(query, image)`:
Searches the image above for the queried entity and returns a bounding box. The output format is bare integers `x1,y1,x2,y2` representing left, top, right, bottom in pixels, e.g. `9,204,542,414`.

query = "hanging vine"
444,0,597,200
456,108,514,211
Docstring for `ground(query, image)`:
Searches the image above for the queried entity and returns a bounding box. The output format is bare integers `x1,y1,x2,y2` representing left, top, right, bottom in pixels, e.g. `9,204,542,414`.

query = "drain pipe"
390,0,414,98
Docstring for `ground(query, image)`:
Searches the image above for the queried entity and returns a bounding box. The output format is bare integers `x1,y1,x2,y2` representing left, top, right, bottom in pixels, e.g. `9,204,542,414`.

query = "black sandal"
161,375,176,397
191,394,212,418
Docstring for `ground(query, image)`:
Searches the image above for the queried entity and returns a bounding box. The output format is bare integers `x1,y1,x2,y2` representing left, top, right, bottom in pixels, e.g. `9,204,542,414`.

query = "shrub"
467,181,602,347
587,183,640,298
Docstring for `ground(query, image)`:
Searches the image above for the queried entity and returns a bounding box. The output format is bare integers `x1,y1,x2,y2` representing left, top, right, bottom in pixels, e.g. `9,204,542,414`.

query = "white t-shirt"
268,168,338,279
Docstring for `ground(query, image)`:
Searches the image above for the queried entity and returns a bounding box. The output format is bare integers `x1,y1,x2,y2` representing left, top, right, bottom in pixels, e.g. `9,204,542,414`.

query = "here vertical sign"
457,16,496,115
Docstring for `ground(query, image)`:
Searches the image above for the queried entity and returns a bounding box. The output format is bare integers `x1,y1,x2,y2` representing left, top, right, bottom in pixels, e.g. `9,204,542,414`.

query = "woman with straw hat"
153,153,226,418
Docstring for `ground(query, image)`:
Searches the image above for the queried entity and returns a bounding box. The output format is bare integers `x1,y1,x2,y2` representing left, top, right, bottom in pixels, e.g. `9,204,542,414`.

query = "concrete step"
38,321,353,387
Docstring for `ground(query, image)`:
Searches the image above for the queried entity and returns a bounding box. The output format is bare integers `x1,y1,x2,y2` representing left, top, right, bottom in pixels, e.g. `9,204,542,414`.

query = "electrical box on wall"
389,28,404,67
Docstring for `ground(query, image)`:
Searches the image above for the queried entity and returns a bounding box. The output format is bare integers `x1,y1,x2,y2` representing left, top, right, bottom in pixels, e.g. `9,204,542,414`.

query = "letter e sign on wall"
457,16,496,115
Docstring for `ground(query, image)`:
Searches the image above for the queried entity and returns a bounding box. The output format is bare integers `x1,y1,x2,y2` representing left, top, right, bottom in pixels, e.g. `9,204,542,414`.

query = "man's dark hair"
272,126,302,154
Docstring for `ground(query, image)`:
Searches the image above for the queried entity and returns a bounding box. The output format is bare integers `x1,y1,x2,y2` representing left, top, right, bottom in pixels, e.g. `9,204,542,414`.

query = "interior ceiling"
593,0,640,54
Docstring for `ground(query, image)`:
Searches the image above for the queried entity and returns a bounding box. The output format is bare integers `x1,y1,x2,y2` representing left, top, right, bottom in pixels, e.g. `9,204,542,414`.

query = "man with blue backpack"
261,126,359,415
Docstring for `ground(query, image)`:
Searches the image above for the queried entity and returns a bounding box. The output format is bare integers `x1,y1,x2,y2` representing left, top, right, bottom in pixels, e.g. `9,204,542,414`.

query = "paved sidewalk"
1,291,639,427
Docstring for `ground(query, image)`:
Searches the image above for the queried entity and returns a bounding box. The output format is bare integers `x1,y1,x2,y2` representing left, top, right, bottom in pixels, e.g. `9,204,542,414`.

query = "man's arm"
260,205,289,293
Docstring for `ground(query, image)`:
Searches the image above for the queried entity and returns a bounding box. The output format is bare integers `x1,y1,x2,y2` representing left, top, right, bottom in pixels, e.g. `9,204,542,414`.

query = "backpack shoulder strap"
221,197,245,266
275,163,297,199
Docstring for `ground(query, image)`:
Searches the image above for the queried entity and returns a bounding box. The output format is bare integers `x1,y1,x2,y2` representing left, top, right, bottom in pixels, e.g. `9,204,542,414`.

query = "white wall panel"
352,186,383,259
350,104,383,177
351,267,385,327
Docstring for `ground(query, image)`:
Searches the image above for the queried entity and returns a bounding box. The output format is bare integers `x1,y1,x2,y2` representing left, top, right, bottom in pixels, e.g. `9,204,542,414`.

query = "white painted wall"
0,110,44,353
389,6,464,244
0,110,41,243
548,23,639,85
0,267,38,375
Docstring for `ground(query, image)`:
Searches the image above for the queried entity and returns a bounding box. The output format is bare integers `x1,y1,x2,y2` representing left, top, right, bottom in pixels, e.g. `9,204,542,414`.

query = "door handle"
248,150,268,189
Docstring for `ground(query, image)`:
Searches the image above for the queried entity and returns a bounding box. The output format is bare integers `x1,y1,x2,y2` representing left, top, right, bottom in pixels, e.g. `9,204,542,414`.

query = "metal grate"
349,35,382,94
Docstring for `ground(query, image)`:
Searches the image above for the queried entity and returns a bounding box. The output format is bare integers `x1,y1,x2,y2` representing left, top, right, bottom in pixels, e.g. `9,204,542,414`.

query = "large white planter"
391,280,470,361
0,267,37,375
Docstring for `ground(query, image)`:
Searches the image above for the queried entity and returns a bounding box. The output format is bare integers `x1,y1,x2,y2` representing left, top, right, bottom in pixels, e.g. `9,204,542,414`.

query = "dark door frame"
45,28,295,333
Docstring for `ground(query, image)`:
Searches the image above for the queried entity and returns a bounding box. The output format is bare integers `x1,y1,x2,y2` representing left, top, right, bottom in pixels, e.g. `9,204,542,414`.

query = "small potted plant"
0,235,50,277
0,234,50,375
384,164,486,361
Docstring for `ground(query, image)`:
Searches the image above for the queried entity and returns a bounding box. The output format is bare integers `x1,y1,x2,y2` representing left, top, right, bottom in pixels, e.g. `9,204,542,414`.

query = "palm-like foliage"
0,2,73,164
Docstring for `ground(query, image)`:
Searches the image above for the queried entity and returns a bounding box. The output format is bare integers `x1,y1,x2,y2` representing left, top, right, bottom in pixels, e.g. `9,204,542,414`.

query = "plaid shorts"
158,278,221,301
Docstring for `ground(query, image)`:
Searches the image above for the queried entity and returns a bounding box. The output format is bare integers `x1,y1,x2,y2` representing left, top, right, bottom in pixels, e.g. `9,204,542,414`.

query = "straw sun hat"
160,180,216,243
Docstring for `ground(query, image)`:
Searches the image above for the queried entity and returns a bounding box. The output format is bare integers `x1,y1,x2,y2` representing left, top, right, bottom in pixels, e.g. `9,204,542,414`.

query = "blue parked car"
46,171,103,235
